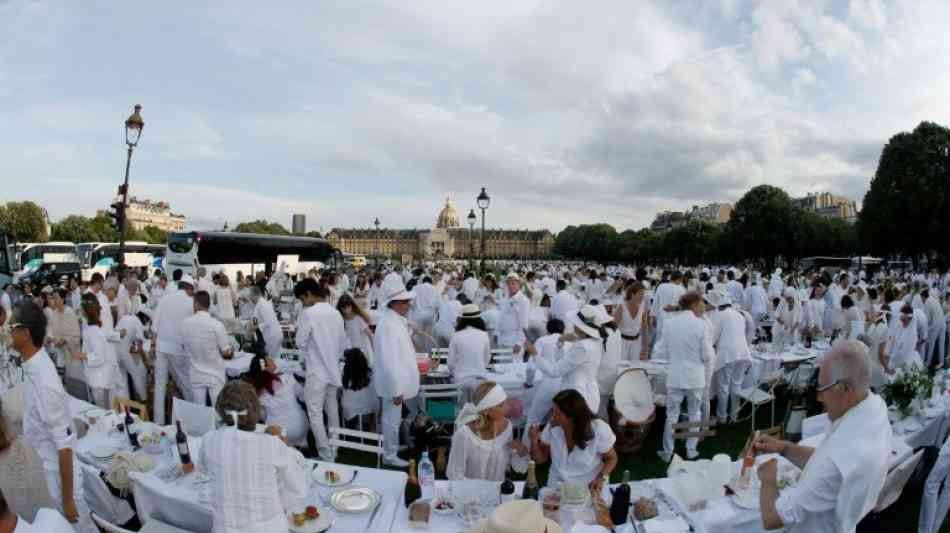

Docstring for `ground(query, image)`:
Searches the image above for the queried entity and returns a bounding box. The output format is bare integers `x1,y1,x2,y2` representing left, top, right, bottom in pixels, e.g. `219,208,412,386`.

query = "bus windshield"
166,231,338,276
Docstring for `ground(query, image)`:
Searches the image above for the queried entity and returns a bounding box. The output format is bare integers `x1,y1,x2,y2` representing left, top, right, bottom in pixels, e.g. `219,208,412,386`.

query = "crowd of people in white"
0,260,949,532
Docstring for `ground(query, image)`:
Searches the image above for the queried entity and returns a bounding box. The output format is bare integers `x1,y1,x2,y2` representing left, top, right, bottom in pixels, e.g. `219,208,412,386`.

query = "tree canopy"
49,215,167,244
233,220,291,235
0,201,48,242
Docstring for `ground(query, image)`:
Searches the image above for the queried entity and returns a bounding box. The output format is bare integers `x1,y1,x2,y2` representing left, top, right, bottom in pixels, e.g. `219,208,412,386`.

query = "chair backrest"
91,512,135,533
673,418,718,441
172,397,217,437
130,472,213,532
80,463,135,526
113,397,149,422
875,449,924,512
420,383,462,400
329,426,384,468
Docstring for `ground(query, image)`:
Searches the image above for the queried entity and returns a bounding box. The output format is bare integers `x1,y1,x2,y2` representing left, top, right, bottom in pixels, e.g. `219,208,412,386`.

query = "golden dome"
436,195,460,229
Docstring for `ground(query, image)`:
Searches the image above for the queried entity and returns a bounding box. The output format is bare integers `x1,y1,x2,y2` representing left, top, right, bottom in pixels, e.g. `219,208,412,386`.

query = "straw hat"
569,305,602,338
505,272,522,284
461,303,481,318
468,500,563,533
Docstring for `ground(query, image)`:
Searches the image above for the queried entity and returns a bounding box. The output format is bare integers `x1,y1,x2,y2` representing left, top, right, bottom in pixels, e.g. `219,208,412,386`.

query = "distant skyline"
4,1,950,232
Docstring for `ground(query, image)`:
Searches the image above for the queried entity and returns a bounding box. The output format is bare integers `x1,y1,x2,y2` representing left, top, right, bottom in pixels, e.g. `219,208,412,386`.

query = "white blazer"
654,311,712,390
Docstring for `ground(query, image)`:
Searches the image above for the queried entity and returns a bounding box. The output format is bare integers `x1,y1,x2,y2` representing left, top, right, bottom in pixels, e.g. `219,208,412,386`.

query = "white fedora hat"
569,305,602,339
380,280,415,307
468,500,563,533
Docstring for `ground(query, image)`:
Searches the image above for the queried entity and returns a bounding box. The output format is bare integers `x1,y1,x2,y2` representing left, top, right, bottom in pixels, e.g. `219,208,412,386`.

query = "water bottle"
418,451,435,501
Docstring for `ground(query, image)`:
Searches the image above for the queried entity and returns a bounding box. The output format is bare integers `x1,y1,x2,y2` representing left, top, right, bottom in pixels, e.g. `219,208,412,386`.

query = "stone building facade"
122,197,186,232
326,197,555,259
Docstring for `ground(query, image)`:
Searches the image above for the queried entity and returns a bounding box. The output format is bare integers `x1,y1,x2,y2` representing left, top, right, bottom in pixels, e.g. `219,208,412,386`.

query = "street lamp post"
118,104,145,266
467,209,476,269
476,187,490,275
374,217,380,270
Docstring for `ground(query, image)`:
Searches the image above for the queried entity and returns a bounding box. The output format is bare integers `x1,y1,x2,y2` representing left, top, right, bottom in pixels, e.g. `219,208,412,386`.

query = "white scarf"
800,393,890,532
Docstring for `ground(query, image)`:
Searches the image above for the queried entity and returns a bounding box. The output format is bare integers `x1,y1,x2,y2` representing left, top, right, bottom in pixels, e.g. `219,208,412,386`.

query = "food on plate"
292,513,307,527
434,499,454,511
325,470,340,484
633,497,658,520
542,491,561,513
305,506,320,520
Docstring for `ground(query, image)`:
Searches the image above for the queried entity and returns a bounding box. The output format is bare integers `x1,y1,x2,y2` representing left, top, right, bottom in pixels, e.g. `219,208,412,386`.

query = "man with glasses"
11,301,96,532
753,340,890,532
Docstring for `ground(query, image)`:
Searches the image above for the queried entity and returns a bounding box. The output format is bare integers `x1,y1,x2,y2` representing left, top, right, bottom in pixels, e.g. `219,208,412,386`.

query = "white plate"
731,489,758,509
90,446,118,460
330,488,380,514
287,509,333,533
312,464,355,487
84,408,110,420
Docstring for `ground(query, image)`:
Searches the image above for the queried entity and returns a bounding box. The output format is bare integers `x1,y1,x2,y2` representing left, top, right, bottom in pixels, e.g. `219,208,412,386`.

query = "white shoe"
656,451,672,463
686,450,700,460
383,456,409,468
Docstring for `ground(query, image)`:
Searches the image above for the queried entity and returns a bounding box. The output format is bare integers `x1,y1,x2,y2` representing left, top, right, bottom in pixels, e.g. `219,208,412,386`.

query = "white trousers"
715,360,751,422
264,334,283,359
118,351,148,401
380,395,419,460
306,379,341,461
664,388,703,457
89,387,112,410
154,351,193,425
920,444,950,533
192,382,224,408
44,461,97,533
927,322,947,367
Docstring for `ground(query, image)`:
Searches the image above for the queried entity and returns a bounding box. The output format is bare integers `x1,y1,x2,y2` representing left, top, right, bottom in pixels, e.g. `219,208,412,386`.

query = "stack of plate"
89,445,118,462
330,488,380,514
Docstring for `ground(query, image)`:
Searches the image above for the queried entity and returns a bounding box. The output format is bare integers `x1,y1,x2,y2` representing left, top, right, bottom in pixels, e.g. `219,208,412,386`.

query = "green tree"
0,201,48,242
726,185,797,268
133,225,168,244
553,224,618,263
662,219,724,265
305,230,323,238
233,220,291,235
859,121,950,266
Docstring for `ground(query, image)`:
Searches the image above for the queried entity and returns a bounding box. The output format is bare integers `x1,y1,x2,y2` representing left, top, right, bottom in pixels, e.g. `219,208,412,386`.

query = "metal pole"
117,145,133,266
480,207,486,275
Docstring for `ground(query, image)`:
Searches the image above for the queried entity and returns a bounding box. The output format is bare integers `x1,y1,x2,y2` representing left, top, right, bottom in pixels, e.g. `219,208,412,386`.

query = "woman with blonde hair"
613,281,649,362
74,293,123,408
338,294,375,366
446,381,529,481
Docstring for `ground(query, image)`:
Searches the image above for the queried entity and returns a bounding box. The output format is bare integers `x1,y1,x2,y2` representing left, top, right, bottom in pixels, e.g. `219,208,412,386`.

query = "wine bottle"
404,459,421,507
124,407,138,448
176,420,191,465
609,470,631,525
522,461,539,500
500,468,515,504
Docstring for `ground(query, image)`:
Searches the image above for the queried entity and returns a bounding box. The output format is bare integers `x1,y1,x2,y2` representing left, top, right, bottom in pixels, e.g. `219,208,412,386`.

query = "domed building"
326,193,554,261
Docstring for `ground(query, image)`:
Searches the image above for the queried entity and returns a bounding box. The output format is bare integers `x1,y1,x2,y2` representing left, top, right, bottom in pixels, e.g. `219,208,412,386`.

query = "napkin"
642,516,690,533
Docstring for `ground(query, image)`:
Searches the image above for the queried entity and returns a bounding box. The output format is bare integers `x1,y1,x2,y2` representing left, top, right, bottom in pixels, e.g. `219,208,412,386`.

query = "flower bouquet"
887,368,933,417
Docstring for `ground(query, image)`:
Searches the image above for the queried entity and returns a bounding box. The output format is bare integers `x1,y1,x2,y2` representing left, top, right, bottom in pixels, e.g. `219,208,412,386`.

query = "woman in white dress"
864,306,890,391
341,348,377,430
533,305,604,414
247,354,308,447
525,318,566,427
841,294,865,340
447,381,529,482
528,389,618,491
802,283,827,338
338,294,375,366
75,293,124,408
352,274,370,310
448,305,491,404
884,304,924,373
526,294,551,344
613,282,649,362
212,274,238,333
773,287,803,345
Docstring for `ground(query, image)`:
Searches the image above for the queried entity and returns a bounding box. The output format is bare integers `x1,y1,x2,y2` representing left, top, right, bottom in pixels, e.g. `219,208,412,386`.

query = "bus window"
168,233,196,254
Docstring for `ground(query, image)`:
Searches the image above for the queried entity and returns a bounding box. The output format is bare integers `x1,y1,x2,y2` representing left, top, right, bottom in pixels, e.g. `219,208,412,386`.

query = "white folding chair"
80,462,135,526
172,397,217,437
490,348,514,364
130,472,213,533
874,449,924,512
736,363,779,430
420,382,462,428
328,426,384,469
430,348,449,365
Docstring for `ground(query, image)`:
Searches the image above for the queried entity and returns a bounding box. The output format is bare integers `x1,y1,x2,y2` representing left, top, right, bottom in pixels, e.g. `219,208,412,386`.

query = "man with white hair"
755,340,890,532
116,275,141,319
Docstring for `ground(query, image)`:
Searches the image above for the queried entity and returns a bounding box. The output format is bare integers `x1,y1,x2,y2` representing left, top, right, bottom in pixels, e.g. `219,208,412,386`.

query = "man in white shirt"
654,292,713,462
496,273,530,355
755,341,890,533
651,271,686,345
0,490,74,533
249,287,282,359
294,279,347,462
709,295,751,423
725,270,745,311
151,272,196,424
410,276,439,353
115,311,149,401
551,280,579,326
115,276,141,319
922,289,946,368
194,266,214,295
86,273,114,333
373,279,420,467
182,290,234,407
11,301,96,533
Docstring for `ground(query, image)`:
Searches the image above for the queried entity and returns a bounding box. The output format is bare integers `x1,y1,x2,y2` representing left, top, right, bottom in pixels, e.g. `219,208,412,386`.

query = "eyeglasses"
8,322,25,330
816,379,844,393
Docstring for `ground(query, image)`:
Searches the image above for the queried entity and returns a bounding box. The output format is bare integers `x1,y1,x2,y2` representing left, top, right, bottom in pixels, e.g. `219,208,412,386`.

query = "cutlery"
366,495,383,529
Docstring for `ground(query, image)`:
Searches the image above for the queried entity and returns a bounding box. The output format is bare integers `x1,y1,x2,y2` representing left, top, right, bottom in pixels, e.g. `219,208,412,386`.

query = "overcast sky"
2,0,948,233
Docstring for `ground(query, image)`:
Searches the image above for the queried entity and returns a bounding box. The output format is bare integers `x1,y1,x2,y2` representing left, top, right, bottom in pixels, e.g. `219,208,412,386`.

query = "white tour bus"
165,231,339,281
9,242,79,283
77,241,167,281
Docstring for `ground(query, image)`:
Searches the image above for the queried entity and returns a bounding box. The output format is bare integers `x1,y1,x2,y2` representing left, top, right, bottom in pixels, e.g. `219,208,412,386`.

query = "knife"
366,495,383,529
